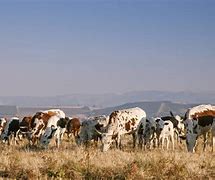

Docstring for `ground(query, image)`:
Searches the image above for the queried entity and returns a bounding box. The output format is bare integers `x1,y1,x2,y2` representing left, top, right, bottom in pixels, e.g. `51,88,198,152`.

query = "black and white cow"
1,117,20,145
40,115,68,148
182,104,215,152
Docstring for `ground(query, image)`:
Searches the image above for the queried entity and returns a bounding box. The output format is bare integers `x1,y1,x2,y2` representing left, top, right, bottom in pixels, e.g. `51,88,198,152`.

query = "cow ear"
155,119,160,122
51,125,57,131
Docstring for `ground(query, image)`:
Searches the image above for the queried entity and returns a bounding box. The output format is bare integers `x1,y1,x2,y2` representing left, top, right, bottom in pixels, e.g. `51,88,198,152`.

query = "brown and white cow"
30,109,65,145
182,104,215,152
96,107,146,152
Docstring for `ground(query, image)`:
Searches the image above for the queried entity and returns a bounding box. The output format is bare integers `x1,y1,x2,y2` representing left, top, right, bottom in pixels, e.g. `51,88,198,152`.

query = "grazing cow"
182,104,215,152
155,118,175,150
76,115,109,146
0,118,7,136
1,117,20,145
18,116,33,140
30,109,65,145
66,117,81,138
96,107,146,152
40,116,67,148
138,118,156,150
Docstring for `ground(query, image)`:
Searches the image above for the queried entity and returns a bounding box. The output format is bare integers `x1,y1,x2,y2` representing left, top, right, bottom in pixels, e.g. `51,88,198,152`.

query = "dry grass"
0,137,214,179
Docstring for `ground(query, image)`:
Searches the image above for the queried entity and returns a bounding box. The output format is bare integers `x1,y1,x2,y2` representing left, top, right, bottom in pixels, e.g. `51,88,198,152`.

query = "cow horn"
95,128,103,135
170,111,174,117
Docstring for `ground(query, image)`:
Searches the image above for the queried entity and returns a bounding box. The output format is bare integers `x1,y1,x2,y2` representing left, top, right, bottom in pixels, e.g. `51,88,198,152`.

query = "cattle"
1,117,20,145
29,109,65,145
155,118,175,150
75,115,109,146
66,117,81,138
96,107,146,152
182,104,215,152
161,112,185,142
0,118,7,136
18,116,33,140
40,115,67,148
138,118,156,150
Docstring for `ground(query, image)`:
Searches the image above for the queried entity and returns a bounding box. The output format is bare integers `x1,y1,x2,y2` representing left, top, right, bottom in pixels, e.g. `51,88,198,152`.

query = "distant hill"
88,101,198,117
0,90,215,107
0,101,205,119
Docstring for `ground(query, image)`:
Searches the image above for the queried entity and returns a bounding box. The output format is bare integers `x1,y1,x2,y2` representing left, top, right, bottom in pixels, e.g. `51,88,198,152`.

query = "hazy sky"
0,0,214,96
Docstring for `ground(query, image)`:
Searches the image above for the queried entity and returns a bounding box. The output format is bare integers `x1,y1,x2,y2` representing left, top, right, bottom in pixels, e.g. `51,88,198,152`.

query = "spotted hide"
97,107,146,152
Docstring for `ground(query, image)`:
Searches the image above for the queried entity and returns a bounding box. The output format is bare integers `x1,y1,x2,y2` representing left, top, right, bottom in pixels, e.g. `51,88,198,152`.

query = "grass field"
0,137,214,179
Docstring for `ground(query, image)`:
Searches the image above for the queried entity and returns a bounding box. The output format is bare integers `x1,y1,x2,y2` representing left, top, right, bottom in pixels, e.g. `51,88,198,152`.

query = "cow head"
183,119,198,152
96,126,115,152
155,118,164,133
40,125,58,147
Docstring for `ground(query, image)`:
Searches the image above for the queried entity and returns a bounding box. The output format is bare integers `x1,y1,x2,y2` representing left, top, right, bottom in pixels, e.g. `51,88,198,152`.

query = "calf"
161,112,185,142
66,117,81,138
1,117,20,145
156,118,175,150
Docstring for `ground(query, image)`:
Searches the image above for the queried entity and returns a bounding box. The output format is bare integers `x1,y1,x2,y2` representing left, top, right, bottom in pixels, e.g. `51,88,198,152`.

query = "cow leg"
138,134,143,149
161,138,165,150
116,134,121,149
132,133,137,149
212,136,215,152
203,133,208,152
166,138,169,150
212,128,215,152
171,134,175,150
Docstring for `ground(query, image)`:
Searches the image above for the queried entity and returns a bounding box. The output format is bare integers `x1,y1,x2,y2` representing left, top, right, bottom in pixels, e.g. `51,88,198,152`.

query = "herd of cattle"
0,104,215,153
